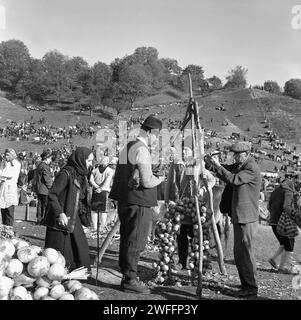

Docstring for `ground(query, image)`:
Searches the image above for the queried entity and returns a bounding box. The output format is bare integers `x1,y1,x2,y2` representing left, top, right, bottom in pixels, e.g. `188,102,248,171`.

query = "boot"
121,276,151,294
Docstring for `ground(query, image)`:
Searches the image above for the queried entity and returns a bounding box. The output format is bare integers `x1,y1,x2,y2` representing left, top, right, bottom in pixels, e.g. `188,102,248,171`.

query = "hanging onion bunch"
153,197,211,285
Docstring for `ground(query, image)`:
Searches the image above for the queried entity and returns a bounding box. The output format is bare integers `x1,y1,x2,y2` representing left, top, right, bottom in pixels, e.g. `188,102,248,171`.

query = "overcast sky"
0,0,300,87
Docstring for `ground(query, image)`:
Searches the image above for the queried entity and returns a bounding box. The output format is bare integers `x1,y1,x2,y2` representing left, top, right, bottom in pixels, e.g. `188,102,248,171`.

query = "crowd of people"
1,113,301,299
0,118,98,145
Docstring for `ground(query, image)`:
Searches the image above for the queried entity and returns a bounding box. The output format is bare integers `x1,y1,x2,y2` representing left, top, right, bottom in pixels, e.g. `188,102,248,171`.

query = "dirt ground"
9,205,301,301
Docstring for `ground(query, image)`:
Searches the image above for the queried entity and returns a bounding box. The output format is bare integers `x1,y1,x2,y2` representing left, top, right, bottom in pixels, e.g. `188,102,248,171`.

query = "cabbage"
59,293,75,300
0,276,14,298
5,259,23,278
30,245,42,255
74,287,93,300
50,284,65,299
64,280,83,293
0,240,15,257
10,286,28,300
27,256,50,278
17,246,39,263
33,287,49,300
12,239,30,251
55,253,66,267
0,252,9,264
47,263,67,281
43,248,59,264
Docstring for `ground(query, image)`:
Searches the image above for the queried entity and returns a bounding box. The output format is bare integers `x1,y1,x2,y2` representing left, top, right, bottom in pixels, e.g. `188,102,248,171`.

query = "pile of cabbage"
0,238,99,300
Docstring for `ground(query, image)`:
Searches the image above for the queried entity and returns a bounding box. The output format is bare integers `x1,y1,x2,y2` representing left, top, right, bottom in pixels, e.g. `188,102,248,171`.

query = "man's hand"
205,155,221,168
58,213,69,227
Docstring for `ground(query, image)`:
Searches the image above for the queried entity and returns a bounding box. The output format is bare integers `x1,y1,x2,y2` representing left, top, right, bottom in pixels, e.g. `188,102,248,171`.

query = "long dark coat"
44,167,91,271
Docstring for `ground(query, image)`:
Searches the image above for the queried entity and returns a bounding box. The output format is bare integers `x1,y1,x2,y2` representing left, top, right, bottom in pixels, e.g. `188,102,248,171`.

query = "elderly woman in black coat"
44,147,94,271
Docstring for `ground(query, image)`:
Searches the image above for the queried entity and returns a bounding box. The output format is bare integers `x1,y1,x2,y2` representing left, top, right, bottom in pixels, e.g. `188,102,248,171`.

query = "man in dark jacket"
205,141,261,298
109,116,165,294
34,149,53,224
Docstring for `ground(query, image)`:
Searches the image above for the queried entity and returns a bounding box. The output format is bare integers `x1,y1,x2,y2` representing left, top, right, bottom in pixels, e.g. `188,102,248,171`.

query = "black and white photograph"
0,0,301,308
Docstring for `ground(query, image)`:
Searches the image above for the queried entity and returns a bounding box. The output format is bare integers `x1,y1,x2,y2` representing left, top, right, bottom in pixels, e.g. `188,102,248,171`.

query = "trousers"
1,205,15,226
36,193,48,223
177,224,193,268
118,203,152,280
233,221,258,290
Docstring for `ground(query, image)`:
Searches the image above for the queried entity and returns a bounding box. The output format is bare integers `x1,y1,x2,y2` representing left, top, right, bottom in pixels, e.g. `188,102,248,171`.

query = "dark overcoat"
34,161,53,195
214,156,261,224
44,168,80,229
44,167,91,271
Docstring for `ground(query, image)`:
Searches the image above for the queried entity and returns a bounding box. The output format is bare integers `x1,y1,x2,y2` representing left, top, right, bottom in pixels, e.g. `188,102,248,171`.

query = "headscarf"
66,147,92,176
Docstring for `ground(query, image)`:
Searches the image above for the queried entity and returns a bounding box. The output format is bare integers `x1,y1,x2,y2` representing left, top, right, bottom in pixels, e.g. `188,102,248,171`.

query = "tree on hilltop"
177,64,205,91
207,75,222,90
116,64,151,108
224,65,248,89
0,39,31,92
263,81,281,95
284,79,301,100
15,58,49,104
42,50,70,105
86,62,112,114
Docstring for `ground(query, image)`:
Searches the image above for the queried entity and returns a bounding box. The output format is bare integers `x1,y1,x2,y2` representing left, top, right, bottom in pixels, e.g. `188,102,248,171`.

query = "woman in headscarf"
44,147,94,271
0,148,21,227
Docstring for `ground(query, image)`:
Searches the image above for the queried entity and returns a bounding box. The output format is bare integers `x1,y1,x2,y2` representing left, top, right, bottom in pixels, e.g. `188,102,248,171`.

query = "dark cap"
230,141,251,153
141,116,162,131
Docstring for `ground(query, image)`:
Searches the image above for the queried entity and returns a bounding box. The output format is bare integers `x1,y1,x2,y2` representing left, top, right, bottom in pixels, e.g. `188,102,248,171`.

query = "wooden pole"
97,218,120,263
95,210,100,286
25,204,29,221
189,74,203,298
207,188,227,275
194,100,227,275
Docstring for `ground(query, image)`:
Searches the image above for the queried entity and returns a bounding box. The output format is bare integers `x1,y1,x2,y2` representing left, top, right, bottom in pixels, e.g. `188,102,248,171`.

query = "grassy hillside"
1,87,301,161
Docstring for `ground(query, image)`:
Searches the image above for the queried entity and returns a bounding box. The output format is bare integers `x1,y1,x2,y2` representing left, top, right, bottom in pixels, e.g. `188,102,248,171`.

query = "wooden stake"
97,218,120,263
191,108,203,298
194,100,227,275
207,187,227,275
195,193,203,297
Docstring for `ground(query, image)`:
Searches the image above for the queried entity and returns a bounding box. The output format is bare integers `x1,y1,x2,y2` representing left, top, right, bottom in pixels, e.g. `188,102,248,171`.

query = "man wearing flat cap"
33,148,53,225
205,141,261,298
110,115,165,294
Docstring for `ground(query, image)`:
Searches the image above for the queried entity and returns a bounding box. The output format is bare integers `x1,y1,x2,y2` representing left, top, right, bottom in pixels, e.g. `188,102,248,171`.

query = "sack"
276,211,299,238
